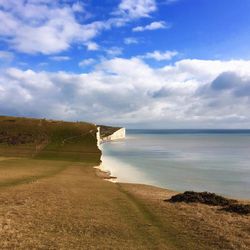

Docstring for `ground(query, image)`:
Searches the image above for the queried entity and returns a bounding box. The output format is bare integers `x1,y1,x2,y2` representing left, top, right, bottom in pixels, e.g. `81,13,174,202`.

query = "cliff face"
97,126,126,145
101,127,126,142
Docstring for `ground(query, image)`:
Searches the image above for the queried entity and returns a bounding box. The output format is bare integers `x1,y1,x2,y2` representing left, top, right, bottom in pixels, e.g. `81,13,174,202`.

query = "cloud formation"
50,56,71,61
0,0,105,54
105,47,123,57
202,72,250,97
115,0,157,19
124,37,138,45
0,0,165,55
133,21,168,32
78,58,96,67
1,58,250,128
85,42,100,51
141,50,178,60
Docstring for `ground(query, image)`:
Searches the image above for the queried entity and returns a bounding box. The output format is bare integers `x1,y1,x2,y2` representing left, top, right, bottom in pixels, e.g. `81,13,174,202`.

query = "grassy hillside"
0,116,101,163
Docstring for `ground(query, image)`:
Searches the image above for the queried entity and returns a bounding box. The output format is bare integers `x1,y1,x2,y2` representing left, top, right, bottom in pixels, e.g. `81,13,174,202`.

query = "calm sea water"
101,130,250,199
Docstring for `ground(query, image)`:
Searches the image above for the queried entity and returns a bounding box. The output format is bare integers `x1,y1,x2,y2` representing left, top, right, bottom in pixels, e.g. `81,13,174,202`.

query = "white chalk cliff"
96,127,126,147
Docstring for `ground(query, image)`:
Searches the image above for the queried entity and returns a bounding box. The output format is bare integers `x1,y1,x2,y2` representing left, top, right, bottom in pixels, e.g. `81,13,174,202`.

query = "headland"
0,116,249,249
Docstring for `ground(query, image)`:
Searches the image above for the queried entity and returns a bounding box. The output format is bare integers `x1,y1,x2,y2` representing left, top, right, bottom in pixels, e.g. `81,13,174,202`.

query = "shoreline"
97,128,250,201
94,164,118,183
98,140,250,203
95,161,250,203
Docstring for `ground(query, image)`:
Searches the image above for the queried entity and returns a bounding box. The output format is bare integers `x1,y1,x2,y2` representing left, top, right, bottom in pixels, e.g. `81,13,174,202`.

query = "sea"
101,129,250,199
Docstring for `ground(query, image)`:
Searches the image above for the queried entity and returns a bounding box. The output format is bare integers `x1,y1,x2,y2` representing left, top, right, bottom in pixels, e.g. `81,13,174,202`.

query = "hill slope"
0,116,101,163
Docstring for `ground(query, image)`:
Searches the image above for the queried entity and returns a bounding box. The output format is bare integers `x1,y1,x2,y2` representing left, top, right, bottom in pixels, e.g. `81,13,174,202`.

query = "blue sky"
0,0,250,128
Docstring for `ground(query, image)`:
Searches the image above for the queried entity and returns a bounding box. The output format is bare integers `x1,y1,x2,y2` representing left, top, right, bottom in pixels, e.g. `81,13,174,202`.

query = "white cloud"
141,50,178,61
133,21,169,32
72,2,85,13
1,58,250,128
124,37,138,45
79,58,96,67
50,56,71,61
105,47,123,56
6,67,53,90
0,1,105,54
85,42,99,51
0,1,164,55
115,0,157,19
0,0,162,55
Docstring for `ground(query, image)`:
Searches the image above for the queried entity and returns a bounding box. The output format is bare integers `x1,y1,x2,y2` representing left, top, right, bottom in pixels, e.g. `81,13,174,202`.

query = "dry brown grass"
121,184,250,250
0,159,174,249
0,157,249,249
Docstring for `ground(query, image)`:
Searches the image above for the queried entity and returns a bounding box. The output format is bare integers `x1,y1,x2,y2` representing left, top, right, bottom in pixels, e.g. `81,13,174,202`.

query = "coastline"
93,150,250,248
97,148,250,203
95,126,126,183
94,164,117,183
99,128,250,201
97,129,250,203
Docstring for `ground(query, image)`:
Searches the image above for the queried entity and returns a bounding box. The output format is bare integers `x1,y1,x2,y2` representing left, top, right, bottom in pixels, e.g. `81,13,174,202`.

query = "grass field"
0,116,249,249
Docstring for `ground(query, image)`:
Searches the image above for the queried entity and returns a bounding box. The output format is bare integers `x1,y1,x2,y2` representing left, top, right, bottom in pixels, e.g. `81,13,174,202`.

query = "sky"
0,0,250,128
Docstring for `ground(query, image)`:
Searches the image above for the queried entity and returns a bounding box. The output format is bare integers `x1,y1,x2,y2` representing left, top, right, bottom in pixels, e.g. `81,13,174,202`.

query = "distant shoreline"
127,128,250,134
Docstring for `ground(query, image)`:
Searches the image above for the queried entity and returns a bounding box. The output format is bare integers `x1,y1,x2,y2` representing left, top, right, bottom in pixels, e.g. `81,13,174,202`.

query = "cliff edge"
97,125,126,145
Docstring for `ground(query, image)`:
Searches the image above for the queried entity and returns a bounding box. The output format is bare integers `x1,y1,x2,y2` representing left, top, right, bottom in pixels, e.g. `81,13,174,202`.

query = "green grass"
0,116,101,163
0,158,69,188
